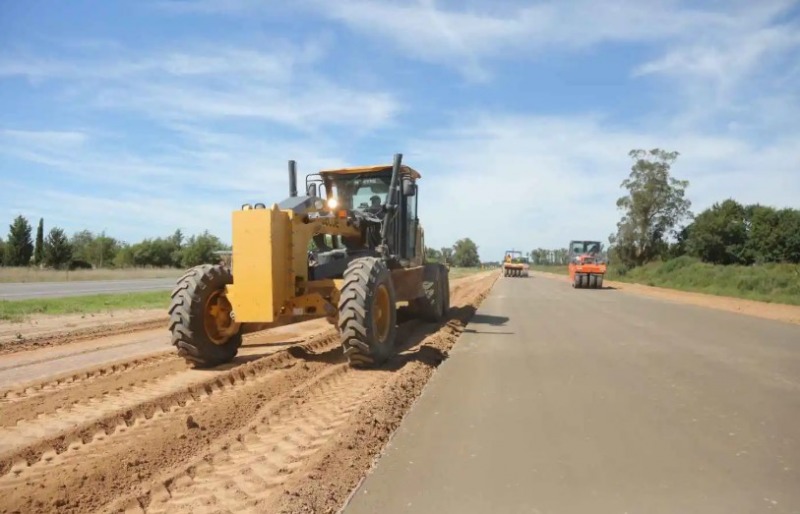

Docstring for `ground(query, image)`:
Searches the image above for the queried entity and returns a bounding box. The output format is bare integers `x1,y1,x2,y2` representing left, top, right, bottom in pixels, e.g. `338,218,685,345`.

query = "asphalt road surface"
344,275,800,514
0,277,176,300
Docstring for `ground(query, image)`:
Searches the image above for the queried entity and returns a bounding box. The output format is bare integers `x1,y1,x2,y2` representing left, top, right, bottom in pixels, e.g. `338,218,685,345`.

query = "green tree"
34,218,45,265
89,231,120,268
774,208,800,263
685,199,748,264
425,247,442,263
452,238,480,267
70,230,95,263
44,227,73,269
440,247,453,265
743,205,800,264
180,231,226,267
69,230,119,268
743,205,780,264
4,215,34,266
113,243,135,268
0,237,5,266
610,149,692,267
169,229,184,266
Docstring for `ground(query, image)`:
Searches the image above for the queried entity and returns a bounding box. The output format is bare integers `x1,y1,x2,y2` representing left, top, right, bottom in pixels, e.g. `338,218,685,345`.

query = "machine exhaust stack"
380,153,403,250
288,160,298,197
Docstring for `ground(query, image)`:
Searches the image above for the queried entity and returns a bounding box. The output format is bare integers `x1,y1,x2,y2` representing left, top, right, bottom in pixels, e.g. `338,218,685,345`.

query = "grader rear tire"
410,263,447,322
441,264,451,316
339,257,397,368
169,264,242,367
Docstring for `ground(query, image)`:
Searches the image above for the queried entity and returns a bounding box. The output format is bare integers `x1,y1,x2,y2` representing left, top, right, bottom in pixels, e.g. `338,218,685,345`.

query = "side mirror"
403,179,416,196
307,183,318,197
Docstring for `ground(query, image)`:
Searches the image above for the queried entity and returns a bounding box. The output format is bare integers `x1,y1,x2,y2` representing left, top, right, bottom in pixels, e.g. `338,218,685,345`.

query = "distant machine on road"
502,250,529,277
568,240,607,288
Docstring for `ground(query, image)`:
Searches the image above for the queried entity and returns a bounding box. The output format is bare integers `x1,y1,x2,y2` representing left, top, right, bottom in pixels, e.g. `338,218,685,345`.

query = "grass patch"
611,257,800,305
0,267,182,283
0,290,170,322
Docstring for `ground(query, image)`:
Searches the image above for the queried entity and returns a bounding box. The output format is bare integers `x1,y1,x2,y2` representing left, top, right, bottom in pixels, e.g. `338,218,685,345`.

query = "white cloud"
297,0,797,80
0,44,390,241
0,40,398,130
1,129,88,147
407,112,800,259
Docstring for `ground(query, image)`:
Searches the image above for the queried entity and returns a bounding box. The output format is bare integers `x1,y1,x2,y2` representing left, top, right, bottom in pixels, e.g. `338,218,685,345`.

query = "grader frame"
168,154,449,368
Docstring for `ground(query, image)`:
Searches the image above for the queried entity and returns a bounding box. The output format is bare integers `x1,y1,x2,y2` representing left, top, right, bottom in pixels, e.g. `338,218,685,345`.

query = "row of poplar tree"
0,215,229,270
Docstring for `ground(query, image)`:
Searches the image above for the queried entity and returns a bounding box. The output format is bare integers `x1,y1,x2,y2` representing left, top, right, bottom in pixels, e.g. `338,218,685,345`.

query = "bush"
69,259,93,270
610,257,800,305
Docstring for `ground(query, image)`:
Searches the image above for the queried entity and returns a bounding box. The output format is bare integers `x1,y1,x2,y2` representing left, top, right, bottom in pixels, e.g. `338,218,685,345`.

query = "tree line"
425,237,482,267
0,215,229,270
1,215,487,270
609,148,799,270
530,148,799,270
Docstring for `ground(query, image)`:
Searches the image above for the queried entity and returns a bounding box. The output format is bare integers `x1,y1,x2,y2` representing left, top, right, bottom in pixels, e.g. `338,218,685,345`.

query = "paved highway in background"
344,274,800,514
0,278,176,300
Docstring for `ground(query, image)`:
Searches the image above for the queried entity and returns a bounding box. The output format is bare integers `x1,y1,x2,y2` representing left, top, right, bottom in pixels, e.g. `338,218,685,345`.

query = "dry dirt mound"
0,271,499,514
0,309,168,356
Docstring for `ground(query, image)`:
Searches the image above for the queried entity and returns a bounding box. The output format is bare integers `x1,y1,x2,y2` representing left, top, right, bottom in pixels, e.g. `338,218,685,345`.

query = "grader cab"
169,154,449,368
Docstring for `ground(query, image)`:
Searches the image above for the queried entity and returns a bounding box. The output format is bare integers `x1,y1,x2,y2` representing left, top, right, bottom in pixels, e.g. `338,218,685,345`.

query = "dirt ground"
0,309,167,355
0,270,499,514
531,271,800,326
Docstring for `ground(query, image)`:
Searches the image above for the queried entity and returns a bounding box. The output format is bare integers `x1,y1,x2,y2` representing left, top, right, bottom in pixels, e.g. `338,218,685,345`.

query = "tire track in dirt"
0,271,498,514
0,318,168,356
0,353,184,427
124,367,380,514
272,272,499,514
0,332,345,514
107,271,500,514
0,331,339,479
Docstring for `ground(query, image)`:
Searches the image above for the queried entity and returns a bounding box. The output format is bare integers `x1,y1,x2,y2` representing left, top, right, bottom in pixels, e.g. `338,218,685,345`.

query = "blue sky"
1,0,799,261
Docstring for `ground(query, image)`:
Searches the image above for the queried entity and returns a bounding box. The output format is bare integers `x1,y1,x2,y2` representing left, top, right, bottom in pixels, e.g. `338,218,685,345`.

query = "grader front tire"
168,264,242,368
338,257,398,368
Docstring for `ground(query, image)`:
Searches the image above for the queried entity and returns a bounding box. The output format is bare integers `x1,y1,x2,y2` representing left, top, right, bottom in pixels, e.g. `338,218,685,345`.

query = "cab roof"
318,164,421,180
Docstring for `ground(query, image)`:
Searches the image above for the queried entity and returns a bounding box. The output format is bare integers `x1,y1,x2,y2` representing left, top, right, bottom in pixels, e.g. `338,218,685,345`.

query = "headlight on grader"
327,198,338,210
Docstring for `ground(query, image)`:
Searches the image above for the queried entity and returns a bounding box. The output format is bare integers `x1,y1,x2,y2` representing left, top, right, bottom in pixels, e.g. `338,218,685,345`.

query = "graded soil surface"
0,271,499,514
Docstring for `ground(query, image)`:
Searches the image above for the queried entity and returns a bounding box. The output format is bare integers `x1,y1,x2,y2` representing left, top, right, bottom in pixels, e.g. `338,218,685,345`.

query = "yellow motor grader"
168,154,449,368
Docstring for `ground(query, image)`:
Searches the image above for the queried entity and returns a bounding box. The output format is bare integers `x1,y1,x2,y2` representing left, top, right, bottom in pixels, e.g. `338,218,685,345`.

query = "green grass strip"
0,290,170,322
530,258,800,306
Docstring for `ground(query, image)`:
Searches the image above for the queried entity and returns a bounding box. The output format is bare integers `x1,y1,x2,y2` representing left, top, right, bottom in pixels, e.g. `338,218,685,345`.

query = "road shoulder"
531,270,800,326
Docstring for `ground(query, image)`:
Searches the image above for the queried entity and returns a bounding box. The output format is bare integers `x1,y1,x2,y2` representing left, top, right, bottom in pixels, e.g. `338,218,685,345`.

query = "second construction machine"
502,250,529,277
568,240,607,288
168,154,449,368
